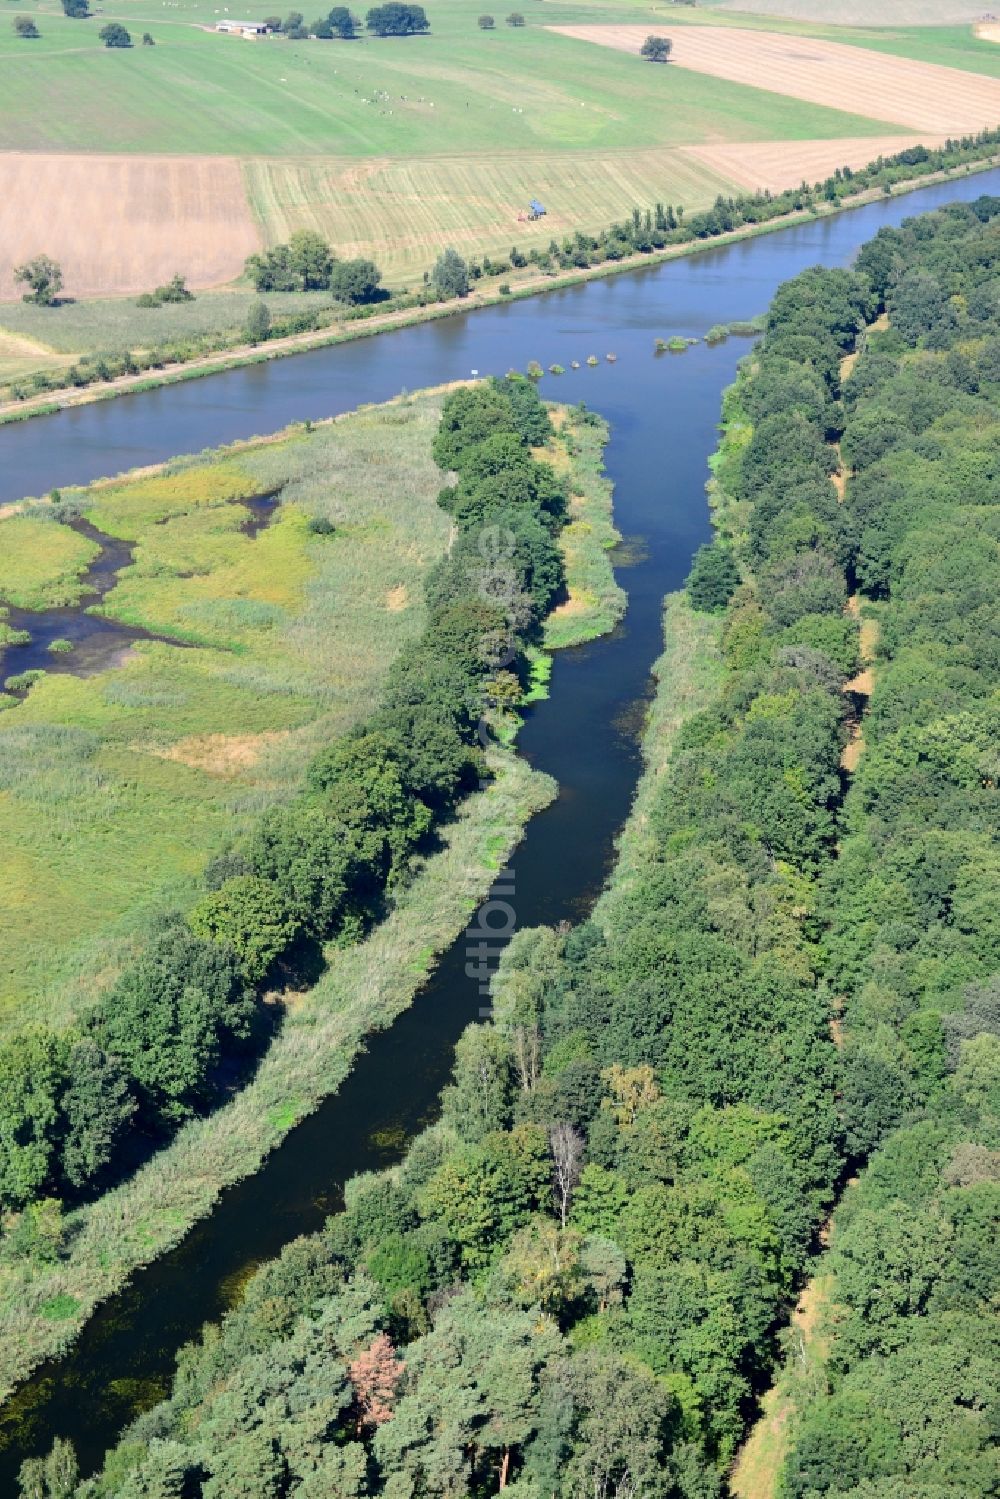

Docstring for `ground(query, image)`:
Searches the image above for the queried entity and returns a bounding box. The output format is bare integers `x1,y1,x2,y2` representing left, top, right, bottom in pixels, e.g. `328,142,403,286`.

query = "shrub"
329,257,382,305
4,669,46,692
366,2,429,34
189,876,299,981
244,300,272,345
14,255,63,306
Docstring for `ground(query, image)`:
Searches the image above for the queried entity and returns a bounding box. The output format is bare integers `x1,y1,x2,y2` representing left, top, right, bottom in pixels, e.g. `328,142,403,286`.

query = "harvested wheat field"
245,148,742,285
680,133,943,193
547,26,1000,137
0,154,260,302
710,0,983,20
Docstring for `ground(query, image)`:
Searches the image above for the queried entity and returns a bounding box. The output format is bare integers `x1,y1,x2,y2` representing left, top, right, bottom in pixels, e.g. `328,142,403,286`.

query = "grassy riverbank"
0,387,623,1409
541,409,626,649
595,592,724,916
3,150,999,427
0,396,453,1023
0,747,555,1412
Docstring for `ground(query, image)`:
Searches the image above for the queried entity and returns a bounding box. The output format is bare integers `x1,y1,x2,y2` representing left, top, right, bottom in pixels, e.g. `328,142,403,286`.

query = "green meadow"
0,394,452,1027
0,292,334,360
0,0,893,157
0,389,616,1031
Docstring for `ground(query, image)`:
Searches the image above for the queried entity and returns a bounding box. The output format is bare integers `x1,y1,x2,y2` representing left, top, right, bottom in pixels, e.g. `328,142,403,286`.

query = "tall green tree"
431,248,470,299
14,255,63,305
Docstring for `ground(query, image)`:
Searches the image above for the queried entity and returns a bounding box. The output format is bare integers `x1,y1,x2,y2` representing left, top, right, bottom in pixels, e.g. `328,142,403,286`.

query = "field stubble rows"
243,148,741,283
0,155,259,302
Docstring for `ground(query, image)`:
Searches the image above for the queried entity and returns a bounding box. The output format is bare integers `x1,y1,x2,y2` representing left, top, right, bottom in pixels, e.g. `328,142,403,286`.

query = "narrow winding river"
0,173,994,1488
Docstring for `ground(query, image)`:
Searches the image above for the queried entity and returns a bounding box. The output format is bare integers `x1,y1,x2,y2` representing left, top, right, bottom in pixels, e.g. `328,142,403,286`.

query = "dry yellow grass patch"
547,25,1000,136
0,154,260,301
840,601,879,773
385,584,409,611
681,133,936,195
144,730,289,777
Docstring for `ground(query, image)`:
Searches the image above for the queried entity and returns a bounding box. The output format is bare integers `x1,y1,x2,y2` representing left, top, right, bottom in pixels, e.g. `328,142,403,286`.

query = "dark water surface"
0,493,281,683
1,519,157,684
0,174,995,1488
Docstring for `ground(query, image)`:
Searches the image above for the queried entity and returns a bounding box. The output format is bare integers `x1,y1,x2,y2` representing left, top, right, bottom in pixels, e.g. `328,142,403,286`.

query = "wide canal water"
0,173,995,1488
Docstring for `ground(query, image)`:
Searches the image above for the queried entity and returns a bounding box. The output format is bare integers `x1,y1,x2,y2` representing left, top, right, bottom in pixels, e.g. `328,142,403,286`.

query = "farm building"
215,19,270,35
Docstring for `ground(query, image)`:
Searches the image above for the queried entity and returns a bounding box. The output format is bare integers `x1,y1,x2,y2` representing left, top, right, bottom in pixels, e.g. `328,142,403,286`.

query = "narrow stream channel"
0,493,281,684
0,172,995,1488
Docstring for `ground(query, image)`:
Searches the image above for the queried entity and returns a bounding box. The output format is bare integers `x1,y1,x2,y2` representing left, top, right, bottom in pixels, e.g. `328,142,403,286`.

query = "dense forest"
21,199,1000,1498
0,375,567,1244
774,199,1000,1499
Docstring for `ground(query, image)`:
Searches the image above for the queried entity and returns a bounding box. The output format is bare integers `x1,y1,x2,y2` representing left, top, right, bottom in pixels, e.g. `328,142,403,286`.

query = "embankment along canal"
0,172,995,1486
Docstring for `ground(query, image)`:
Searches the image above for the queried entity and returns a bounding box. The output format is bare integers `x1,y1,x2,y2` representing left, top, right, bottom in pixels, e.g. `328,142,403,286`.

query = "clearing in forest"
546,25,1000,136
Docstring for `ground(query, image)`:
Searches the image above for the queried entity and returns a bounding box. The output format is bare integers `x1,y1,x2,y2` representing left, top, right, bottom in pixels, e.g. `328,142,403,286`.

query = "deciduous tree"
640,33,671,61
14,255,63,306
98,21,132,45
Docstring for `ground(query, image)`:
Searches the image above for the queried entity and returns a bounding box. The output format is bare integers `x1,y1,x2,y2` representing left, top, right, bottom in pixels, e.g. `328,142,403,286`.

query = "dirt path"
840,597,878,774
730,1272,834,1499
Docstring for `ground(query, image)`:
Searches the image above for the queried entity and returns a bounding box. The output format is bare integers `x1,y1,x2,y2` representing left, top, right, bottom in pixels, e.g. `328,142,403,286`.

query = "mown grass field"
0,0,911,324
705,0,982,22
0,393,453,1027
243,147,745,285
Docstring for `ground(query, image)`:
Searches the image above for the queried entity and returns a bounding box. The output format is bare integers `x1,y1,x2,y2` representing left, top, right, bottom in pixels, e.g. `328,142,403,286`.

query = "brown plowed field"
680,133,944,193
546,25,1000,136
0,154,260,302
